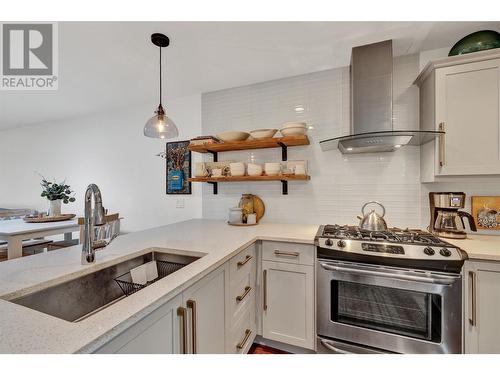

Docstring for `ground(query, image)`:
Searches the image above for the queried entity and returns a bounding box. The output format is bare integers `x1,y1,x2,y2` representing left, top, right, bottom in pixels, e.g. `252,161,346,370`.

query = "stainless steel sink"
8,251,201,322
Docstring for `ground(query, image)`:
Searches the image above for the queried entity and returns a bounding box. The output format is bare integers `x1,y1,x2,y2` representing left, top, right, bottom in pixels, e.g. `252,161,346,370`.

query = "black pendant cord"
159,46,162,107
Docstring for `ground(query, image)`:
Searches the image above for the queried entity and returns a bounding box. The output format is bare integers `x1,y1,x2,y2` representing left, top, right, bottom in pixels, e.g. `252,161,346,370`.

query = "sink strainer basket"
115,260,186,296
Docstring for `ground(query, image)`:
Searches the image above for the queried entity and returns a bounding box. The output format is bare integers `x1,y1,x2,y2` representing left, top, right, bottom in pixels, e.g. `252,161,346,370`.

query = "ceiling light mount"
151,33,170,48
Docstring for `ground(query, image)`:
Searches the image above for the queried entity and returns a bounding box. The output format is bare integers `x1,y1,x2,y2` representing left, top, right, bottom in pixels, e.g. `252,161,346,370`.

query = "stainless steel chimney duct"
320,39,443,154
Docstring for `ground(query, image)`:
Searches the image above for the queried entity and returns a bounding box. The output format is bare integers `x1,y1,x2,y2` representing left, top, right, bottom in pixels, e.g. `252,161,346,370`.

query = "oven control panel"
361,243,405,255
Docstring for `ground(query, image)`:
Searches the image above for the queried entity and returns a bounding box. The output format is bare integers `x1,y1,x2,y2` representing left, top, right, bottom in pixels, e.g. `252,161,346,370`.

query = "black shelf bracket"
207,181,218,194
208,150,218,162
281,180,288,195
278,142,287,161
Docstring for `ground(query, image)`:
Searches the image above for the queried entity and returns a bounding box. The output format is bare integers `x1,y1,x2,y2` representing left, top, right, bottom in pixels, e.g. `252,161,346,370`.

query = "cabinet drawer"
229,301,256,354
229,244,256,282
262,241,314,266
229,271,256,325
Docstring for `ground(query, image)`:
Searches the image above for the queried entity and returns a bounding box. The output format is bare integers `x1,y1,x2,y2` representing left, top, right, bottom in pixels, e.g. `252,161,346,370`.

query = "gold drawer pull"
274,250,299,257
186,299,197,354
236,329,252,350
438,122,446,167
236,286,252,302
263,270,268,311
237,255,253,267
177,306,187,354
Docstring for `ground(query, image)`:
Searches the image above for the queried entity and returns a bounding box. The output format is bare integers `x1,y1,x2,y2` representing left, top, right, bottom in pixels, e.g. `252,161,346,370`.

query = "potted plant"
40,177,76,216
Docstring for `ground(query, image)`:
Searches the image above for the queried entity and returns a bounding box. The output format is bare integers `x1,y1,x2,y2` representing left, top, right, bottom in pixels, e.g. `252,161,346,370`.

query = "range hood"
320,40,443,154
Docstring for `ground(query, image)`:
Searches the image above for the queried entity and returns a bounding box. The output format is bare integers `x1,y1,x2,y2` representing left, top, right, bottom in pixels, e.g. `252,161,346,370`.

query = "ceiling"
1,21,499,130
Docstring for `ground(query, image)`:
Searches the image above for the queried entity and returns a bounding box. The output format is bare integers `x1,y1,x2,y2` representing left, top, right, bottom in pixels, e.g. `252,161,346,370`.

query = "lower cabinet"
95,294,182,354
464,260,500,354
262,260,315,350
181,263,229,353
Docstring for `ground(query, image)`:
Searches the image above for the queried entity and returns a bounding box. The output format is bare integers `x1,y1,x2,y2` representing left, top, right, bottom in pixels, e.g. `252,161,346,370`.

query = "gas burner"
321,225,452,247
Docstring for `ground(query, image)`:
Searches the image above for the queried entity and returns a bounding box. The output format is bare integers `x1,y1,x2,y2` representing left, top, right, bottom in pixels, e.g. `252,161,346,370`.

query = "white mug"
229,162,246,177
264,162,281,176
247,163,263,176
194,162,208,177
247,213,257,225
294,164,306,175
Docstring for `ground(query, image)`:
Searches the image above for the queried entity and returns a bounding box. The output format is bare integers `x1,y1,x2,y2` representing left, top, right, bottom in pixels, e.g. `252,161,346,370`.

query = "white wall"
0,94,203,232
201,55,424,228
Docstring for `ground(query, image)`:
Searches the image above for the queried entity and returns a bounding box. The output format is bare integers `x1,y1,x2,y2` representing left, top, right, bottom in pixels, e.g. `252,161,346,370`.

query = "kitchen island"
0,219,318,353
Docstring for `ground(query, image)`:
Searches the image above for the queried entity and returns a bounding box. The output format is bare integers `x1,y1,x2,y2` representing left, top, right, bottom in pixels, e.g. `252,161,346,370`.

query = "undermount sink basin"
7,250,202,322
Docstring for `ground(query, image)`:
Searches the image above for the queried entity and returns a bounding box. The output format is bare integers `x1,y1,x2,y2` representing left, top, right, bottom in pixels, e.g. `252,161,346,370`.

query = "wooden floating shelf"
188,135,309,154
188,174,310,195
187,175,310,183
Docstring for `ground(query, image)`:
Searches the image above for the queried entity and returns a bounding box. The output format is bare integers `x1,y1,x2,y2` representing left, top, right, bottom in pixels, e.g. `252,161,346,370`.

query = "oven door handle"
320,263,458,285
320,339,352,354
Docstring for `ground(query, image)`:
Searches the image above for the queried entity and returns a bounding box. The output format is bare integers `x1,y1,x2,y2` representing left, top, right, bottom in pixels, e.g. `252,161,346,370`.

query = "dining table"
0,218,80,260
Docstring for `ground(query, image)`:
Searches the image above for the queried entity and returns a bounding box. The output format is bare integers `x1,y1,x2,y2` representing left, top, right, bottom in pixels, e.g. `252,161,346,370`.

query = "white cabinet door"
262,260,314,349
464,260,500,353
182,263,229,353
435,58,500,176
95,294,182,354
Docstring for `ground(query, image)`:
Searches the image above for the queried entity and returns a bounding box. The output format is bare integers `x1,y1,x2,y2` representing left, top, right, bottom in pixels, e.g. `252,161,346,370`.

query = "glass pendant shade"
144,105,179,139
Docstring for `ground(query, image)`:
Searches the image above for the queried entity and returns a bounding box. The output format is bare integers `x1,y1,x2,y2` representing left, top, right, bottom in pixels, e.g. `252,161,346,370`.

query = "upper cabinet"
415,50,500,182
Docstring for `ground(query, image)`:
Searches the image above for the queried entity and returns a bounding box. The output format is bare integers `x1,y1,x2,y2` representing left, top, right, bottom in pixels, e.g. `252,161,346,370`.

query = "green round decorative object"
449,30,500,56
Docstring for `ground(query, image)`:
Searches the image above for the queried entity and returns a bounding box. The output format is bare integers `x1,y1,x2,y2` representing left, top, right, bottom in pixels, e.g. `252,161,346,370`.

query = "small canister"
228,207,243,224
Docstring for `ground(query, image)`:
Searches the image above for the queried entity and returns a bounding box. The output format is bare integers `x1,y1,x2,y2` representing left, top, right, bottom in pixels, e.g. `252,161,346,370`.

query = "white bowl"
249,128,278,139
216,131,250,142
282,122,307,129
280,126,308,136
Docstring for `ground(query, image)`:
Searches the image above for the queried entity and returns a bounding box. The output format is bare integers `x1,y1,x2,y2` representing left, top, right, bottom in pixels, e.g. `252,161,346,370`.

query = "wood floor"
248,343,290,354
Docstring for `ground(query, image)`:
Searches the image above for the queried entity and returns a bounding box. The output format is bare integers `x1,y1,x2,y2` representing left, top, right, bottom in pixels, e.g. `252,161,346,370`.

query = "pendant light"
144,33,179,139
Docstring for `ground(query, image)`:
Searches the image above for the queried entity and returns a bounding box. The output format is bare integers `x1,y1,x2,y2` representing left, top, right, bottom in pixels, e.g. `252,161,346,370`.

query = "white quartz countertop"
0,219,318,353
446,234,500,261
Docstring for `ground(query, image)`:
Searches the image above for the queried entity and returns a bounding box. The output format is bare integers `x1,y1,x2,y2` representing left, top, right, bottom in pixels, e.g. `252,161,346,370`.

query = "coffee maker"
429,192,477,239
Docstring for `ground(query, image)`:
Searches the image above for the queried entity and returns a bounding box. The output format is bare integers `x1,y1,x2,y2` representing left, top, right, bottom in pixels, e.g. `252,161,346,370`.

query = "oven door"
317,259,463,354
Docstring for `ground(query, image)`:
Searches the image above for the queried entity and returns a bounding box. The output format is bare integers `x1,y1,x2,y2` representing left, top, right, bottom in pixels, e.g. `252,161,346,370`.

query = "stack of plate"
279,122,308,136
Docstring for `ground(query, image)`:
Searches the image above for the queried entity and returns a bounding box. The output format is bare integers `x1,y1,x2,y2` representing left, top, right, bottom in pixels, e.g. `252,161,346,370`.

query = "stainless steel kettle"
357,201,388,231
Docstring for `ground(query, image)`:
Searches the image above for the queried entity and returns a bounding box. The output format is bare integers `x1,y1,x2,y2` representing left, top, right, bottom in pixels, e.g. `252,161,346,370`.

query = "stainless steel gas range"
315,224,468,354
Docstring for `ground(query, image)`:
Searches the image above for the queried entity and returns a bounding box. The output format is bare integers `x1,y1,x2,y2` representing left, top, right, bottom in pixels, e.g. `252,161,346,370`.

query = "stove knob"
440,248,452,257
423,247,435,256
337,240,346,248
325,239,333,246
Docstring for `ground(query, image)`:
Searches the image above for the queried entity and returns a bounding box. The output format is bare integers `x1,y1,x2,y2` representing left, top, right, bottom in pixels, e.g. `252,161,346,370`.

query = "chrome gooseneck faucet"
81,184,115,264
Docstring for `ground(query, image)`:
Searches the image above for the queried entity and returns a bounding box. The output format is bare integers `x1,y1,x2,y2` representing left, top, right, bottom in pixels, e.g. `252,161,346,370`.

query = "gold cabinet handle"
438,122,446,167
469,271,477,326
237,255,253,268
236,329,252,350
263,269,268,311
186,299,197,354
177,307,187,354
274,250,299,257
236,286,252,302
